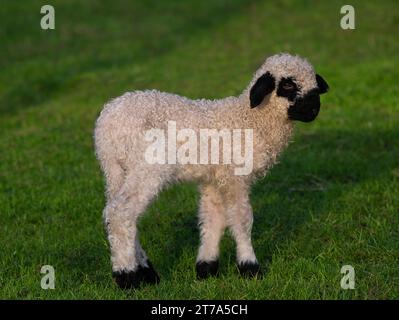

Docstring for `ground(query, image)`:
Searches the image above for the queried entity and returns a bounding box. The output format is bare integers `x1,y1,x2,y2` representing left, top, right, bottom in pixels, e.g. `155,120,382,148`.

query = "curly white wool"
94,53,320,285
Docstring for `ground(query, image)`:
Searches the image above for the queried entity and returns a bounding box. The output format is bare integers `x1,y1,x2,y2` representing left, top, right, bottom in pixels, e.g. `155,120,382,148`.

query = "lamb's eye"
283,82,295,90
277,77,298,101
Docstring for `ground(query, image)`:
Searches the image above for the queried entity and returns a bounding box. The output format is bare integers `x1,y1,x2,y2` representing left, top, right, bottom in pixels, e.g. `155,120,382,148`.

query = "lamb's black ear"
316,74,329,94
250,72,275,108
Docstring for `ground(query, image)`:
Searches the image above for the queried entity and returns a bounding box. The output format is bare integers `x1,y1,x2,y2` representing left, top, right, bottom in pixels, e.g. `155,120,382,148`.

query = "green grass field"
0,0,398,299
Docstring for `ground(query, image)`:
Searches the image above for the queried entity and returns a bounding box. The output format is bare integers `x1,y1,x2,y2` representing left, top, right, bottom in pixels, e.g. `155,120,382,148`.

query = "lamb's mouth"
287,89,320,123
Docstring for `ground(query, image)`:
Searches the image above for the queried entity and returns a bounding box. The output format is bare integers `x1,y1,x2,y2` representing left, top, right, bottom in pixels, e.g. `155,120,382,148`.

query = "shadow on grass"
0,0,256,115
140,127,398,278
54,127,398,285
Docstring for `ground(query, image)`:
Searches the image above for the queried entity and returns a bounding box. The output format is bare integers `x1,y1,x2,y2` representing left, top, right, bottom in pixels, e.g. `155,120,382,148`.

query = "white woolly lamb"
94,53,329,289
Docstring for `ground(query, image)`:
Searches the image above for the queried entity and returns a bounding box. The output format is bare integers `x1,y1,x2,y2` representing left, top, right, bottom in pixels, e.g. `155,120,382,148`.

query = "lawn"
0,0,398,299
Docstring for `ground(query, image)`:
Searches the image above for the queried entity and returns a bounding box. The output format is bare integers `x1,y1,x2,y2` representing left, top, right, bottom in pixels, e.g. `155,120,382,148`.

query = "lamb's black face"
249,72,329,123
287,88,320,122
277,75,328,123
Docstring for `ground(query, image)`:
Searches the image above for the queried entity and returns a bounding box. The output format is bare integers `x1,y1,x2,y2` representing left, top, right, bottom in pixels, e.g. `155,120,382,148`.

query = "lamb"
94,53,329,289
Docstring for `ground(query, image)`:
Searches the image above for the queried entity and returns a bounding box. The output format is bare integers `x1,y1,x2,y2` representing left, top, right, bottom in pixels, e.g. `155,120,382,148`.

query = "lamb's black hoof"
113,261,160,289
113,270,141,289
238,261,262,278
196,260,219,279
141,260,160,285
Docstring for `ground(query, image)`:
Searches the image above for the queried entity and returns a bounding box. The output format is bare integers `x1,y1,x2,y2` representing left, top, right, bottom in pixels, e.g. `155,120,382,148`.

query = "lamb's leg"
196,184,226,279
225,182,261,277
104,175,162,289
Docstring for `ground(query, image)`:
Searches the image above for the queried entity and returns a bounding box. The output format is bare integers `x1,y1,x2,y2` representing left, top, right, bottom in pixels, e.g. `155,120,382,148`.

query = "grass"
0,0,398,299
